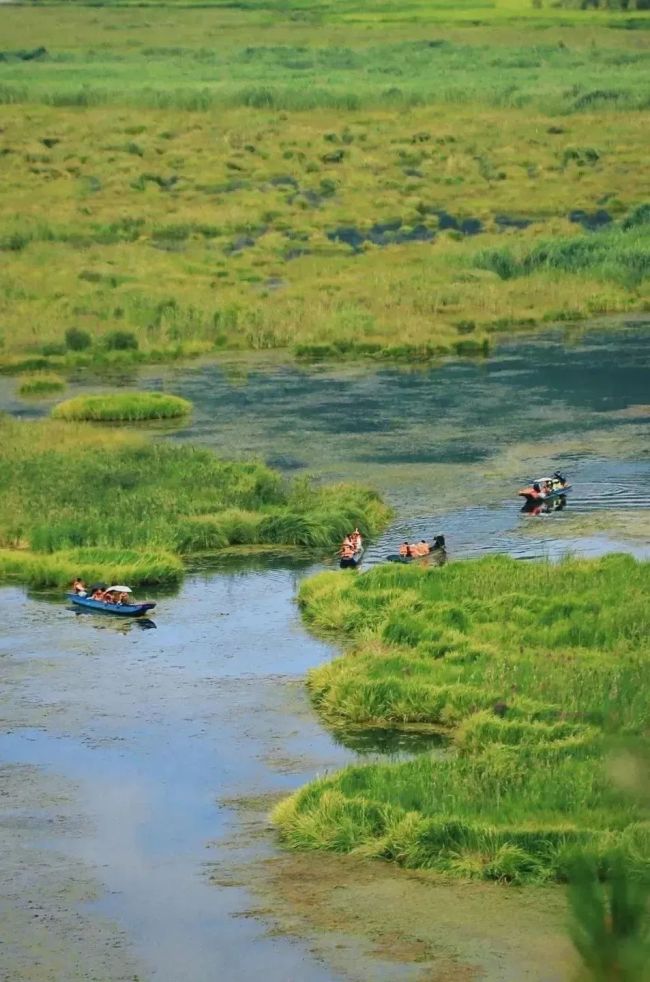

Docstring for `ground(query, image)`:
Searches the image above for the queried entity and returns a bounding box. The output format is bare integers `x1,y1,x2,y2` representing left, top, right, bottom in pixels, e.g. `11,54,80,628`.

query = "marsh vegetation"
0,415,390,586
52,391,192,421
0,0,648,372
274,555,650,885
18,371,66,396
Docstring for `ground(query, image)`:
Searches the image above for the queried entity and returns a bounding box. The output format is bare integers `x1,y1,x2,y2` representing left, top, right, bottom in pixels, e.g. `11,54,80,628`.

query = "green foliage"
103,330,139,351
0,546,183,587
51,391,192,421
0,416,391,584
569,854,650,981
18,372,65,396
474,223,650,288
273,555,650,882
64,327,92,352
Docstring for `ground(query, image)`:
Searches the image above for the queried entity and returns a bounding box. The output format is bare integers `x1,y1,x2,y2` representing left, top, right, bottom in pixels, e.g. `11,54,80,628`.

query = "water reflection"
69,609,158,632
331,726,448,757
520,495,568,516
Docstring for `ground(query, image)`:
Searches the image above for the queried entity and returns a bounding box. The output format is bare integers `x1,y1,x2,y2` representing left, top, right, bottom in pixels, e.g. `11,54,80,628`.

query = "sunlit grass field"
0,0,649,370
273,555,650,883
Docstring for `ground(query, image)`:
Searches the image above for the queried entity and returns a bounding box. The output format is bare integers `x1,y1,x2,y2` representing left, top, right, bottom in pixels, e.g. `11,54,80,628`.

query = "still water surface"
0,325,648,980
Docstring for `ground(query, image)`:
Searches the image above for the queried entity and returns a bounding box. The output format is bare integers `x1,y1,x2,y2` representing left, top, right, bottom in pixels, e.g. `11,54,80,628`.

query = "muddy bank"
217,797,576,982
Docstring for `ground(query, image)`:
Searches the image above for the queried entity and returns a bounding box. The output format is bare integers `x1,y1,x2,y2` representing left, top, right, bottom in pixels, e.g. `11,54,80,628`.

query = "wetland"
0,325,648,981
1,0,649,976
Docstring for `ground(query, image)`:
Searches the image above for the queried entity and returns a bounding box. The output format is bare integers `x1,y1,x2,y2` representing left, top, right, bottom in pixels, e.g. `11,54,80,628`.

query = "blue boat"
340,543,364,569
67,593,156,617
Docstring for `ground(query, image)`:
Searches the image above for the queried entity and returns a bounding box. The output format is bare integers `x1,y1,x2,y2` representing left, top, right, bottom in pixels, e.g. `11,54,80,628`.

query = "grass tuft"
52,391,192,421
18,372,66,397
273,555,650,883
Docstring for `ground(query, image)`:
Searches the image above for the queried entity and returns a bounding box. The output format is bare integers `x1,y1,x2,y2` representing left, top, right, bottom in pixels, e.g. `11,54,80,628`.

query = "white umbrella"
105,585,132,593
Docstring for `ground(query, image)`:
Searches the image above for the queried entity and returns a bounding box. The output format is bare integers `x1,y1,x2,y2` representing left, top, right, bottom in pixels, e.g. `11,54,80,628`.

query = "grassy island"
0,415,390,587
52,391,192,422
18,372,66,397
0,0,649,373
274,555,650,884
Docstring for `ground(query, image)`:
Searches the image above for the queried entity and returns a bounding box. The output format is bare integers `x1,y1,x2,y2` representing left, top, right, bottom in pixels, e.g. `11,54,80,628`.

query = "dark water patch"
266,174,299,189
265,453,306,471
610,17,650,30
284,246,311,261
420,208,484,236
331,726,448,757
569,208,612,230
327,220,434,252
0,46,48,62
355,442,494,465
495,214,532,230
458,216,482,235
225,227,267,254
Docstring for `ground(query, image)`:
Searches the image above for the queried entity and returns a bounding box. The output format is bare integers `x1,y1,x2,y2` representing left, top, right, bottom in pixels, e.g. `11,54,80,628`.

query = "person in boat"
399,541,414,558
116,591,130,605
90,587,106,601
416,540,431,556
408,541,425,557
340,536,353,556
553,471,567,490
351,528,362,548
72,577,87,596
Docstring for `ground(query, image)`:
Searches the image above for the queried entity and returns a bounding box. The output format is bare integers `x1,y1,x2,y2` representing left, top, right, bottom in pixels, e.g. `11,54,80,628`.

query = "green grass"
0,1,648,372
0,546,183,588
474,219,650,289
0,414,391,586
52,391,192,421
272,555,650,883
18,371,66,396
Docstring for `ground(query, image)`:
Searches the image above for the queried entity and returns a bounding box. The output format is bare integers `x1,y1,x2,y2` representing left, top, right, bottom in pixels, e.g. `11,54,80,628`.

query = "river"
0,323,648,981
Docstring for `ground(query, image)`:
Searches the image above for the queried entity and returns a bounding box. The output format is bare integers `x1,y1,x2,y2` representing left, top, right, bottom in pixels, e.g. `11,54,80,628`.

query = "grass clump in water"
273,555,650,884
0,546,183,588
18,372,66,396
0,416,391,586
51,391,192,421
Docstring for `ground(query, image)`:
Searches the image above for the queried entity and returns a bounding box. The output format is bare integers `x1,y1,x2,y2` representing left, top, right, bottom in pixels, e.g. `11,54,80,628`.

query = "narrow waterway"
0,324,648,981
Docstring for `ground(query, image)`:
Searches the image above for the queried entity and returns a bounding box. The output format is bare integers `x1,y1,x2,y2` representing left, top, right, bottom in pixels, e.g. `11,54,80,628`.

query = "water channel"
1,323,648,981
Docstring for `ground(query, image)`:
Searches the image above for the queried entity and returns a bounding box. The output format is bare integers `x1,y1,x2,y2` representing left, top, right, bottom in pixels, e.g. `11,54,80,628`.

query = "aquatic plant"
273,555,650,883
474,224,650,289
18,372,65,396
52,392,192,421
0,416,391,585
0,546,183,587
